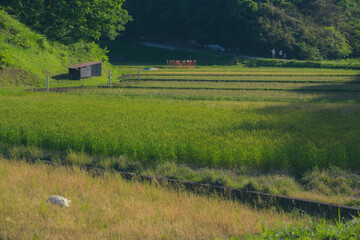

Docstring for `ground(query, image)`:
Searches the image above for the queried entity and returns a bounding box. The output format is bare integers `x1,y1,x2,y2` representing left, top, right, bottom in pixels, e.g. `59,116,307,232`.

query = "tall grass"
0,158,301,239
0,94,359,175
2,144,360,206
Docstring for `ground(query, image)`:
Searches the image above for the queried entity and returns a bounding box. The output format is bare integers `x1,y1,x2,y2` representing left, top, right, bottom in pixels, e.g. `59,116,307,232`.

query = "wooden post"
46,74,49,93
138,66,141,81
109,69,112,88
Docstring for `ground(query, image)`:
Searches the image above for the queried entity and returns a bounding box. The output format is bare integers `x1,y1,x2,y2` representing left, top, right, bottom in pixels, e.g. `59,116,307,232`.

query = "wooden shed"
68,62,102,80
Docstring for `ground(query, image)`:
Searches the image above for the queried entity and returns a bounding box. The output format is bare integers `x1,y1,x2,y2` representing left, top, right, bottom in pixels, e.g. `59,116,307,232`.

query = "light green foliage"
298,42,323,61
320,27,352,59
0,50,15,66
247,218,360,239
0,0,132,43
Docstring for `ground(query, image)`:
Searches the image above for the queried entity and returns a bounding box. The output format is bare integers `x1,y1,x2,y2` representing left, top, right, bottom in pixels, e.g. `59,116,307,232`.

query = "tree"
0,0,132,43
123,0,359,59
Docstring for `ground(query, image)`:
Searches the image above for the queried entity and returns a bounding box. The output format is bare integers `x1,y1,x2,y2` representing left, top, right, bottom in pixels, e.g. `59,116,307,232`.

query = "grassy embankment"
0,157,302,239
0,9,112,91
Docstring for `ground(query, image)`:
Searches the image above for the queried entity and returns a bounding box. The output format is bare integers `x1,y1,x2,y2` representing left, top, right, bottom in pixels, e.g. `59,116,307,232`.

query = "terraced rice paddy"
1,66,359,173
114,67,360,102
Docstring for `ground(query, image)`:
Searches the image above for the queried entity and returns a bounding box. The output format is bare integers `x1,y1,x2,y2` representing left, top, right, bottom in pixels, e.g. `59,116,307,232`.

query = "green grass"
125,75,359,83
115,80,360,91
246,218,360,239
78,87,360,102
120,65,360,74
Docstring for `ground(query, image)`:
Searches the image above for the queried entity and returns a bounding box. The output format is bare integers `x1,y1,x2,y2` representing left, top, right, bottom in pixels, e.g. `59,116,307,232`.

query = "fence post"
138,66,141,81
46,74,49,93
109,69,112,88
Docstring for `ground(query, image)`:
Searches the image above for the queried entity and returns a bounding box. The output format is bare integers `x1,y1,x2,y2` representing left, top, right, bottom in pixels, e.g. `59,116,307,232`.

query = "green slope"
0,9,109,87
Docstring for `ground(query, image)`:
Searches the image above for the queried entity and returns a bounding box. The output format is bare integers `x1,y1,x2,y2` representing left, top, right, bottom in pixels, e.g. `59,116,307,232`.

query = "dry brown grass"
0,158,303,239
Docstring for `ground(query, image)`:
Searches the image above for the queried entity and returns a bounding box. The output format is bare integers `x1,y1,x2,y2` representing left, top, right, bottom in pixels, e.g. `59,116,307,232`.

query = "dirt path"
138,42,255,59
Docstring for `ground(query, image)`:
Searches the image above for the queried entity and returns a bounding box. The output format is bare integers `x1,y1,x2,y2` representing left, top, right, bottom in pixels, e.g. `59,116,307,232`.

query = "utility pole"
109,69,112,88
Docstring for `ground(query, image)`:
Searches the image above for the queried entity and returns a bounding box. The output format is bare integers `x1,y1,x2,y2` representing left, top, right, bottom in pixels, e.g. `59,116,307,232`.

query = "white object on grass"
47,195,71,207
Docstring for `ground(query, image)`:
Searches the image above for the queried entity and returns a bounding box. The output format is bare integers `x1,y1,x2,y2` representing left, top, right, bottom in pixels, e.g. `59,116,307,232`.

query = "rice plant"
0,94,359,175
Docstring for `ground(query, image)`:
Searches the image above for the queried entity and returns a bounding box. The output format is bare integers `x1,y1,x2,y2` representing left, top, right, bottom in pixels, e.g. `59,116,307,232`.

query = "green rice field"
1,66,360,176
110,66,360,102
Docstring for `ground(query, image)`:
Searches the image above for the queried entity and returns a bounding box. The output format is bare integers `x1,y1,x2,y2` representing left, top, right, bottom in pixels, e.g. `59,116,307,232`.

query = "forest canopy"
124,0,360,59
0,0,132,44
1,0,359,60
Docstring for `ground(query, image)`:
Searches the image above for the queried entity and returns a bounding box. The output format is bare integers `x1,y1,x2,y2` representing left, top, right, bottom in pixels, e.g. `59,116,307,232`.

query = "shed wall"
68,62,102,80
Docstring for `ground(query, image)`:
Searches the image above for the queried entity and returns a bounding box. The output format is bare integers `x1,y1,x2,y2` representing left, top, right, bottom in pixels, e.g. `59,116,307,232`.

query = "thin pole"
46,74,49,93
109,69,112,88
138,66,140,81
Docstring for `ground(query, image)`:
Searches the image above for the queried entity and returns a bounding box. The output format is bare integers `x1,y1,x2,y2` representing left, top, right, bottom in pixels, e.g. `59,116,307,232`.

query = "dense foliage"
124,0,360,60
0,0,132,43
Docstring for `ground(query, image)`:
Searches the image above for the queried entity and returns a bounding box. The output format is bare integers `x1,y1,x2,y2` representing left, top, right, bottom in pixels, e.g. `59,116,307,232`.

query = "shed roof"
69,62,101,69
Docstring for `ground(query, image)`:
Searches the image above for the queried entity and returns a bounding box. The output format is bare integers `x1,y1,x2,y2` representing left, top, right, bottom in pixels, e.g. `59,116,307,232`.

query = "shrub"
301,167,360,200
298,42,323,61
0,49,14,66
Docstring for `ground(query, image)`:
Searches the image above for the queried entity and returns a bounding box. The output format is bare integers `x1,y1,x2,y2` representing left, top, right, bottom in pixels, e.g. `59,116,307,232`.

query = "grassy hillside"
0,9,109,87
